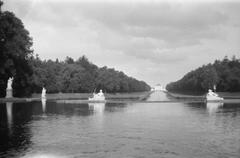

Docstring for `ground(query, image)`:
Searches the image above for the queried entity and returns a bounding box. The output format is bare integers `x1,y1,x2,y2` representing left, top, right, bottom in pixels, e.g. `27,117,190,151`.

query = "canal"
0,91,240,158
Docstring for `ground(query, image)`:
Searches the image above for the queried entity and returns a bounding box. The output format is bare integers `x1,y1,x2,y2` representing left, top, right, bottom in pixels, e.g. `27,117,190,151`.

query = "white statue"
7,77,13,90
206,89,223,102
41,87,46,99
99,89,104,96
88,89,105,101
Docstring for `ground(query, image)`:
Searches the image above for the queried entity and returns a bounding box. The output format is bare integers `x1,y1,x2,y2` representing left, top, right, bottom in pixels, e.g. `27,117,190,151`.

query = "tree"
166,56,240,93
65,56,74,64
200,66,219,91
0,1,3,12
29,55,150,93
0,1,150,96
0,1,33,97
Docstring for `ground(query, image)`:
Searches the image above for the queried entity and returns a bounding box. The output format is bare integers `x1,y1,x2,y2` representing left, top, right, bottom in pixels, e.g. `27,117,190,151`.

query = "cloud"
2,0,34,17
76,2,228,43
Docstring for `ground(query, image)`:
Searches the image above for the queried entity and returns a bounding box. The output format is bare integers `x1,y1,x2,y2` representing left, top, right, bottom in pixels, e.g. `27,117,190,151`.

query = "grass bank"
0,91,152,103
31,91,152,100
167,91,240,100
166,92,205,101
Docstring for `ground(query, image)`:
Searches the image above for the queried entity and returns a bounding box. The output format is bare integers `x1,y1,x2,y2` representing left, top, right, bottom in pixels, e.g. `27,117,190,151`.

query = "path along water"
0,91,240,158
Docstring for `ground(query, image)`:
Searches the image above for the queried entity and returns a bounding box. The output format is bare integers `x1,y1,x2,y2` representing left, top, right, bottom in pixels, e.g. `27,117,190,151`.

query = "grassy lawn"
167,91,240,99
31,91,152,100
218,92,240,99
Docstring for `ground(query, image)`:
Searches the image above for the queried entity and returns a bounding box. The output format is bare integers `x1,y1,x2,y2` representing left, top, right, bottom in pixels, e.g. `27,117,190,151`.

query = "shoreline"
166,91,240,103
166,92,205,101
0,91,239,104
0,91,153,103
166,91,240,99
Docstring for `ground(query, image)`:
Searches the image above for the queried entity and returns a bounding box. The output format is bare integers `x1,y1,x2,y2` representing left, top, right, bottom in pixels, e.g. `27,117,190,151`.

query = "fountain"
6,77,13,98
41,87,46,99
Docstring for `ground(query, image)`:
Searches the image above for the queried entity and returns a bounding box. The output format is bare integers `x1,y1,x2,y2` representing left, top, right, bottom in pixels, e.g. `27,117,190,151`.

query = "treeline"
30,55,150,94
166,56,240,93
0,2,33,97
0,1,150,97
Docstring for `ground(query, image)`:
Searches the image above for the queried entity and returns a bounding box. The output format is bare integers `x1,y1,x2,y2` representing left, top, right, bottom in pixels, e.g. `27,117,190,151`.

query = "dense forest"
0,1,150,97
30,55,150,94
166,56,240,94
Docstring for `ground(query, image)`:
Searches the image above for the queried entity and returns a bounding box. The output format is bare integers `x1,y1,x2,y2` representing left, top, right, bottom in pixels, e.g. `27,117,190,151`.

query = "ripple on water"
21,152,69,158
1,92,240,158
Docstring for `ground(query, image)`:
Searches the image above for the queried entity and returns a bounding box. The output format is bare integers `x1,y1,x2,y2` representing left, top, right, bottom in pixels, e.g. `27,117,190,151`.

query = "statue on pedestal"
6,77,13,98
41,87,46,99
88,89,105,101
7,77,13,90
41,87,47,113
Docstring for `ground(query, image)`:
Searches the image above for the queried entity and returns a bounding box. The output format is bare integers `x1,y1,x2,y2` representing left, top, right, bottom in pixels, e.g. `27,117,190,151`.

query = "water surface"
0,91,240,158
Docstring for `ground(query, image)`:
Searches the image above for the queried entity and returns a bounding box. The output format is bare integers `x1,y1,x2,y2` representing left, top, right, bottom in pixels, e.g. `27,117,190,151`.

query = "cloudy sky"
3,0,240,86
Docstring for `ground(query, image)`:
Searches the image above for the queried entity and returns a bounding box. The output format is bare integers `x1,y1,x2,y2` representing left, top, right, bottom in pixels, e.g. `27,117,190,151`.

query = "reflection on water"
88,102,105,114
41,98,46,113
206,102,223,114
0,92,240,158
21,153,67,158
6,102,13,133
147,90,170,101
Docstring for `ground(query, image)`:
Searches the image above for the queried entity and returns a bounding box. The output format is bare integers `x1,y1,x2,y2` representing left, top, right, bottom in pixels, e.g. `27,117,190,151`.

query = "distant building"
154,84,166,91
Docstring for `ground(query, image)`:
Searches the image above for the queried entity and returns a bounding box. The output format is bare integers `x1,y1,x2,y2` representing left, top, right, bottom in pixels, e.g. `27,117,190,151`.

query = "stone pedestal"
6,89,13,98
